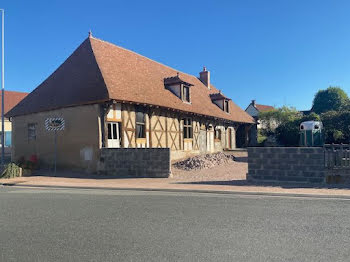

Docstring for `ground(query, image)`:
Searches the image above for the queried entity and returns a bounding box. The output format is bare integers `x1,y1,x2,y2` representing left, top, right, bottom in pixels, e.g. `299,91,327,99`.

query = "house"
245,99,275,128
0,91,28,148
6,34,254,173
245,100,275,120
245,100,275,146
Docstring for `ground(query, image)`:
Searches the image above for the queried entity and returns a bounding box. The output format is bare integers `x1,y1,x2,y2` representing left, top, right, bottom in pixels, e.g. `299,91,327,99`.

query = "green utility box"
299,121,324,147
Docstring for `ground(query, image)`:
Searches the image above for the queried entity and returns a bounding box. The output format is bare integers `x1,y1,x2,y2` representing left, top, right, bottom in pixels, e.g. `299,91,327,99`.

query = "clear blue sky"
2,0,350,110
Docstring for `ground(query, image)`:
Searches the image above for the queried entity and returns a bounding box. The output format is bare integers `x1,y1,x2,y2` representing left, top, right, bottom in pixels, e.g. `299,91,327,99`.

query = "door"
107,122,121,148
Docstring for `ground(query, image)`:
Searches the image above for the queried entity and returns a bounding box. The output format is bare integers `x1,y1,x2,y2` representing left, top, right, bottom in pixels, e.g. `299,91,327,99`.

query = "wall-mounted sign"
45,118,65,131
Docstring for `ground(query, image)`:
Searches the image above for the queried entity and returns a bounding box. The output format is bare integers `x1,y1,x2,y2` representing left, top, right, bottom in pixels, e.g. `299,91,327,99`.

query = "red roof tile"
7,37,254,124
255,104,274,112
0,91,28,116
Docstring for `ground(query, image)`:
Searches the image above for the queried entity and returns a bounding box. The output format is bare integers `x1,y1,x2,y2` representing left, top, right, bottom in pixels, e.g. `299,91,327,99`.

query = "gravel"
173,152,236,171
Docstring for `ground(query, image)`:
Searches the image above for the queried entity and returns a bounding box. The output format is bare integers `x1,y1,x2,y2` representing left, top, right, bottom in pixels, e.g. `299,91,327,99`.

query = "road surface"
1,186,350,261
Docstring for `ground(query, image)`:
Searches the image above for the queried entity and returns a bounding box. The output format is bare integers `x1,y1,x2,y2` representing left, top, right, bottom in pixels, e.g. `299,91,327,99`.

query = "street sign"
45,117,64,131
45,118,65,131
45,118,65,174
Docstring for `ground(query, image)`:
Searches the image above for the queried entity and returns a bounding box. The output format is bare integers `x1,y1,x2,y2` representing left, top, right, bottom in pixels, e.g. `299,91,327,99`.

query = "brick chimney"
199,66,210,89
252,99,256,106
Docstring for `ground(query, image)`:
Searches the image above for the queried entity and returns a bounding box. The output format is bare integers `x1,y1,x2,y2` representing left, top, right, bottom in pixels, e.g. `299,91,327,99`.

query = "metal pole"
54,130,57,174
1,9,4,165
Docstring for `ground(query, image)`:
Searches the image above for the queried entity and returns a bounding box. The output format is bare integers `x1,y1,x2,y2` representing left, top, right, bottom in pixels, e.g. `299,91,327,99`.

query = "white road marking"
2,186,350,201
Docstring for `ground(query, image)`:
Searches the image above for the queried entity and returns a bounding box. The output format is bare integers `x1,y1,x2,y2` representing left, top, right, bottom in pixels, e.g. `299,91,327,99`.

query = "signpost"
45,118,65,174
1,9,5,165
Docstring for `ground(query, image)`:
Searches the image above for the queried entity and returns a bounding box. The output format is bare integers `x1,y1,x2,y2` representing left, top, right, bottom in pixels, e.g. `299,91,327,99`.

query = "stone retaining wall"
247,147,326,183
99,148,171,178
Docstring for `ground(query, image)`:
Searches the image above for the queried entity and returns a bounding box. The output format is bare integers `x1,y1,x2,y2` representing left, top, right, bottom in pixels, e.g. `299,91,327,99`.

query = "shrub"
0,163,22,179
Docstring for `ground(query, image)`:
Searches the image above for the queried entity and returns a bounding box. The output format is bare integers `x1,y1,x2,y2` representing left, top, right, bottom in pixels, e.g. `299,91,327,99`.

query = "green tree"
320,110,350,143
275,113,320,146
258,106,301,136
312,86,349,114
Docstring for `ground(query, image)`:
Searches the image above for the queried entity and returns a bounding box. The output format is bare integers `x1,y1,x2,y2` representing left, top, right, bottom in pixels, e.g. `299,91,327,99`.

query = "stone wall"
247,147,325,183
99,148,171,178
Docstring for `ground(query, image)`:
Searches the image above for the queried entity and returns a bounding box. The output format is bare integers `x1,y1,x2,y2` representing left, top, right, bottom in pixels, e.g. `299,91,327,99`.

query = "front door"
107,122,121,148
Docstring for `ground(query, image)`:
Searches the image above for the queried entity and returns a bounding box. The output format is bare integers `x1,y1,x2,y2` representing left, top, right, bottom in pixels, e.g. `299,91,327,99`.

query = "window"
183,118,193,139
182,85,190,102
224,100,229,113
215,129,221,140
28,123,37,141
135,107,146,138
5,131,11,147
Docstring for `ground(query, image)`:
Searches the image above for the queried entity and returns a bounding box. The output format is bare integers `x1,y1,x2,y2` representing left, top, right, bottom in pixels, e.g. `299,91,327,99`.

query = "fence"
324,144,350,169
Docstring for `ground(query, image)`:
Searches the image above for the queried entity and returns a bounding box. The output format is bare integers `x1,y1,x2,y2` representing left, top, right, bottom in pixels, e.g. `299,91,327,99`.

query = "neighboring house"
0,91,28,148
6,34,254,172
245,100,275,146
245,100,275,129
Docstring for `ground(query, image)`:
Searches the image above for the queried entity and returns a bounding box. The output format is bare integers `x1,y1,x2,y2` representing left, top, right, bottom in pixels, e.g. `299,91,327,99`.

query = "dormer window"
210,92,231,113
182,85,190,102
164,74,193,103
224,100,229,113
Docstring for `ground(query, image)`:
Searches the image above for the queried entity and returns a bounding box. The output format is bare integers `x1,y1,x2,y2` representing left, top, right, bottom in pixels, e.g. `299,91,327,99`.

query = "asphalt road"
1,187,350,262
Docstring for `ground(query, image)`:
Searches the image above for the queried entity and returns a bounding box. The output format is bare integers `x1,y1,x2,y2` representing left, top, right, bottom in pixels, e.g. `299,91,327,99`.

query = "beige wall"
11,104,101,172
119,105,232,160
11,102,244,172
0,119,12,132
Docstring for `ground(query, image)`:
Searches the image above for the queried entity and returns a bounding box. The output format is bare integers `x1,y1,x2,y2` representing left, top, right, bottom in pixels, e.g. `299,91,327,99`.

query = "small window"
135,107,146,138
107,123,112,139
183,118,193,139
28,123,37,141
224,100,229,113
215,129,221,140
183,85,190,102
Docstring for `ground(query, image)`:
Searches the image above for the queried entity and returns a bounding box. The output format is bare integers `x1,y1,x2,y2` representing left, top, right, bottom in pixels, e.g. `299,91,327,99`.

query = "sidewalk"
2,173,350,197
2,152,350,197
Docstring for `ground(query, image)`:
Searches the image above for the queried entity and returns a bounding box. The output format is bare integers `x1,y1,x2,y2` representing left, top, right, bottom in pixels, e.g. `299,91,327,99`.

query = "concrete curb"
2,182,350,199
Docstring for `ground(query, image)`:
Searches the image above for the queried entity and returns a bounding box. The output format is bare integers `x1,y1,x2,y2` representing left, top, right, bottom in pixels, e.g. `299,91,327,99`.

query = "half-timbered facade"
7,34,254,172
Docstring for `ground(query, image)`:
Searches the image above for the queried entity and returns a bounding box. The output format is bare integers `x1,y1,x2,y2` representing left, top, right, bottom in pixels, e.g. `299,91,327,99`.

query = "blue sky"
2,0,350,110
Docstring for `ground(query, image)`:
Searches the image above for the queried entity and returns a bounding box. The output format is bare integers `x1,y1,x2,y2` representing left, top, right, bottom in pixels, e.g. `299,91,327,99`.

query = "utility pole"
0,9,4,165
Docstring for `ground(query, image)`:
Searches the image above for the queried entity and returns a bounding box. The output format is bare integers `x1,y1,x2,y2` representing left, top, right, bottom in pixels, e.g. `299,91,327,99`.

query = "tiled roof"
255,104,274,112
210,92,231,101
0,91,28,116
164,75,193,86
6,36,254,124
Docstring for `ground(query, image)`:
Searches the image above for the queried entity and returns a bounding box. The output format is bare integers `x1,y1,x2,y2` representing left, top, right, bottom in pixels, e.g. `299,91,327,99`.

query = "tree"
312,86,349,114
320,110,350,143
275,112,320,146
258,106,301,136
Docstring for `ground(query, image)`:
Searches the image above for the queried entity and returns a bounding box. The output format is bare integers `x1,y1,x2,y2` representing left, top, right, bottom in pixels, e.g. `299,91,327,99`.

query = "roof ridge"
256,103,273,106
90,36,202,83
